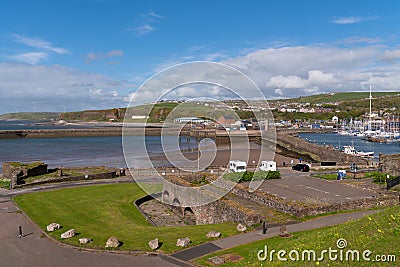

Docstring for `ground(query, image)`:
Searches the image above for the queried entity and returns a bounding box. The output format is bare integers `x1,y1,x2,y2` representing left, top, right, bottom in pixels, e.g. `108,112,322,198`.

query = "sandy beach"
150,142,298,168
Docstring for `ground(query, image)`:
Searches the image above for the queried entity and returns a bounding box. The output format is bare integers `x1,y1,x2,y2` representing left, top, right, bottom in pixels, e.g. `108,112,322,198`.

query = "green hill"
272,91,399,104
1,92,398,122
0,112,60,121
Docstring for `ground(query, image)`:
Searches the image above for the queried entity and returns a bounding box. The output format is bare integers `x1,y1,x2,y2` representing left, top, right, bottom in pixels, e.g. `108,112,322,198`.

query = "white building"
174,117,205,123
131,115,149,120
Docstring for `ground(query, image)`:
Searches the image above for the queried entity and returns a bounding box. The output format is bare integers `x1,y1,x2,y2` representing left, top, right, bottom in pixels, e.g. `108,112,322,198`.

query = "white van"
229,160,247,172
259,161,277,171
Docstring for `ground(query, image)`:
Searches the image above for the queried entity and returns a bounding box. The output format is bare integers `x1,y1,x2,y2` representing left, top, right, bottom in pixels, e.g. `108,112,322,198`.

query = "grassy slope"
195,206,400,266
14,183,238,253
0,112,60,120
2,92,398,121
273,92,399,104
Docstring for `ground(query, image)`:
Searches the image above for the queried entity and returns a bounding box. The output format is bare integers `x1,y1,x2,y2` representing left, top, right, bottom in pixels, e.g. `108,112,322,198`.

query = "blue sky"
0,0,400,113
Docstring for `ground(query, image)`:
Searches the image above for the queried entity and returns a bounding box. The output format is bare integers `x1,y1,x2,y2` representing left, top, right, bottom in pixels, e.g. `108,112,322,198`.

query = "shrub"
223,171,280,182
0,178,10,189
365,171,395,184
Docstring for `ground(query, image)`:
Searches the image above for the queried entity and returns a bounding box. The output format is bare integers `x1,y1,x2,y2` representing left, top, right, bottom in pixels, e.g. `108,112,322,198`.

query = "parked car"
292,164,310,172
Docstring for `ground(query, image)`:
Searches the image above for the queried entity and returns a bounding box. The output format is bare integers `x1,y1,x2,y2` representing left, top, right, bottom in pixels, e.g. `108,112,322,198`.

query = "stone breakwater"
0,127,165,139
263,130,368,165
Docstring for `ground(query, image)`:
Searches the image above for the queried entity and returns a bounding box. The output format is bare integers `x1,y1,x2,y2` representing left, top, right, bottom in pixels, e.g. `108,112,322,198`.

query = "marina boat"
343,142,374,158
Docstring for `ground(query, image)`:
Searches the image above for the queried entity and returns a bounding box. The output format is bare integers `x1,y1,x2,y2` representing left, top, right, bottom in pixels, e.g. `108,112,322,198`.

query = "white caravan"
229,160,247,172
259,161,277,171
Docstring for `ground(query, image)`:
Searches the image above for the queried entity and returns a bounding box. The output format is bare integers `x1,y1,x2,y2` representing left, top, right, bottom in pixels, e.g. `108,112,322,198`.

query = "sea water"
298,133,400,158
0,120,198,172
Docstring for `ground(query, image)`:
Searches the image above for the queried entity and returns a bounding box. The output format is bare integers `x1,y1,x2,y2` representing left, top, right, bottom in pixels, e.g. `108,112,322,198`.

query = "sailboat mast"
369,85,372,118
369,85,372,131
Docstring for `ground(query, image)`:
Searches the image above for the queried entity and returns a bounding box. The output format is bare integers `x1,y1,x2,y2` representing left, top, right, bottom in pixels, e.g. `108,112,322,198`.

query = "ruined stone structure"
2,161,48,187
157,175,263,225
379,153,400,177
2,161,48,179
150,172,398,225
3,161,122,188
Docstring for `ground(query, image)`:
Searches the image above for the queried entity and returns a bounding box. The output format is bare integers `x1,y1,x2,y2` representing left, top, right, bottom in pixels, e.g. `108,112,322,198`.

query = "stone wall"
231,183,397,217
192,198,260,225
3,161,48,187
2,161,48,179
14,171,118,188
380,153,400,176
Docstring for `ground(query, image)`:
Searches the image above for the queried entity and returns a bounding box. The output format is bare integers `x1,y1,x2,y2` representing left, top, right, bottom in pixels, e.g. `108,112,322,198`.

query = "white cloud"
106,50,124,57
267,75,307,89
274,89,283,96
339,36,382,45
9,52,48,64
332,16,364,24
12,33,69,54
134,24,154,35
308,70,336,86
381,49,400,61
125,62,266,105
147,10,164,19
331,15,378,25
130,10,164,36
85,52,100,62
0,62,127,113
85,49,124,63
223,45,400,98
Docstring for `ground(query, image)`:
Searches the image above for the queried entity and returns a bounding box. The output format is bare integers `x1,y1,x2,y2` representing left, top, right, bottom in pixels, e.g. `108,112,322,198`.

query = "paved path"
0,194,191,267
170,209,379,261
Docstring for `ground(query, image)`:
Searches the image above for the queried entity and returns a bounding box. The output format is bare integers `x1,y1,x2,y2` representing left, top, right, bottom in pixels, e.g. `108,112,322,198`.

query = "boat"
367,135,387,143
343,142,374,158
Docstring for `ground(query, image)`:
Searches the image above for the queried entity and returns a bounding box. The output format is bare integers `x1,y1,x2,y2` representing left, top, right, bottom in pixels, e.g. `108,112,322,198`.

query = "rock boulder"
60,229,75,239
208,256,225,265
176,237,191,247
79,238,92,244
236,223,247,232
206,231,221,238
148,238,159,250
46,223,61,232
105,236,120,248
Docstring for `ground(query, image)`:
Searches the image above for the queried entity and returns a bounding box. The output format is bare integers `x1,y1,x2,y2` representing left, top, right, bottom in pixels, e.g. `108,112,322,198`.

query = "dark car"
292,164,310,172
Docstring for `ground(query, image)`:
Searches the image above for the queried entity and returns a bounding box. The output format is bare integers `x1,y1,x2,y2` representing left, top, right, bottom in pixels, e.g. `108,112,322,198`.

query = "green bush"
365,171,395,184
223,171,280,182
0,178,10,189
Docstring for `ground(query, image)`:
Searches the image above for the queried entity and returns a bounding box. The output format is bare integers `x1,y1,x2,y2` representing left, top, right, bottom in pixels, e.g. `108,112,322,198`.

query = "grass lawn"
195,206,400,266
14,183,238,253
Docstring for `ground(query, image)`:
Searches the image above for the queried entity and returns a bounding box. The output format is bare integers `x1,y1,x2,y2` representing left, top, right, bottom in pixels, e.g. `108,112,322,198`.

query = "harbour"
298,132,399,159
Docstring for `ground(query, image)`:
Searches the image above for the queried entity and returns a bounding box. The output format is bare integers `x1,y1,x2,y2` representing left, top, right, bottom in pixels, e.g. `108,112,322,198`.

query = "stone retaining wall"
231,184,397,217
192,197,260,225
379,153,400,177
13,171,117,188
